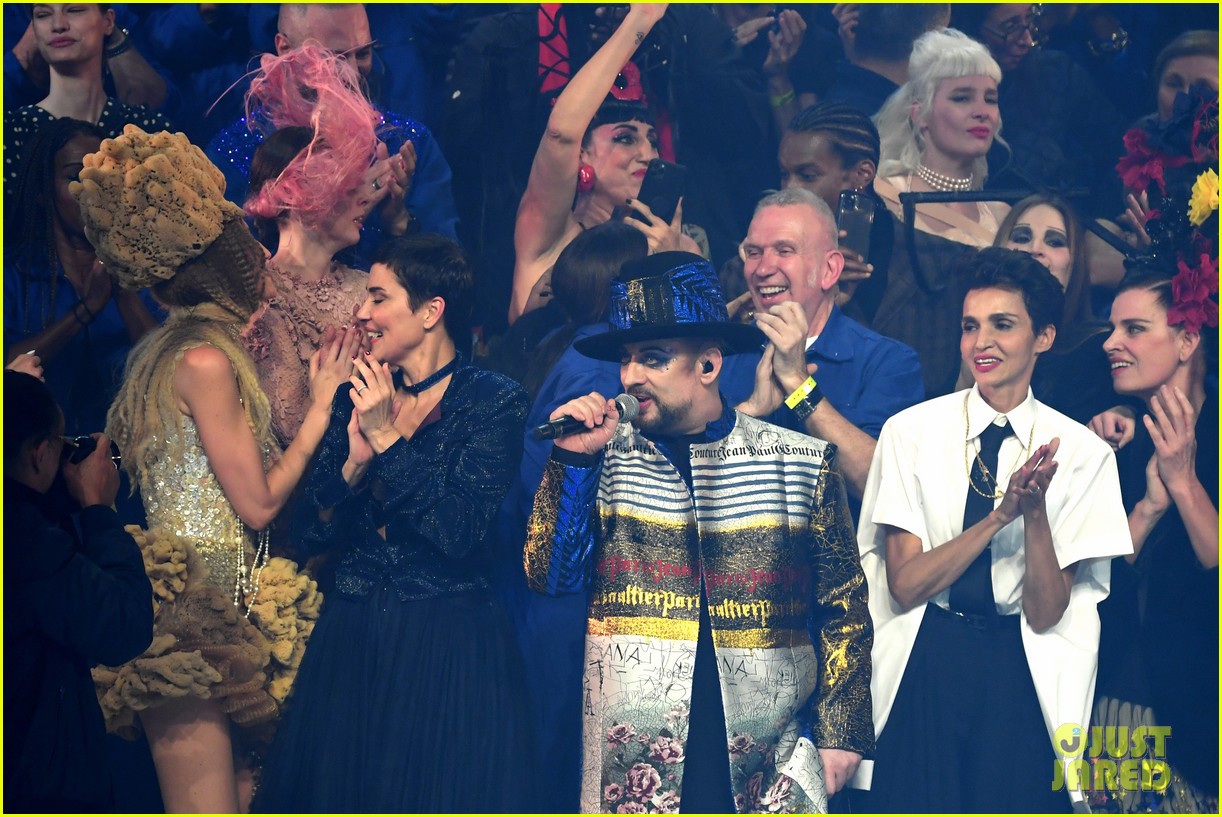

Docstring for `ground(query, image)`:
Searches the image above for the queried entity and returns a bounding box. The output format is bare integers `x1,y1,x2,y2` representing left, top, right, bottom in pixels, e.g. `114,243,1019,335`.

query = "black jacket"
3,478,152,811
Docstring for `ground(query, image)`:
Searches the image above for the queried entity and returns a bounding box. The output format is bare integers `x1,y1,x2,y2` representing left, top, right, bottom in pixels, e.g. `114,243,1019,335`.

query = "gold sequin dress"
93,314,322,740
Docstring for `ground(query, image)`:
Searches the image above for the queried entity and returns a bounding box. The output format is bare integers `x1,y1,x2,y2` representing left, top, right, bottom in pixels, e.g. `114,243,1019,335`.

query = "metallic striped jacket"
525,408,874,813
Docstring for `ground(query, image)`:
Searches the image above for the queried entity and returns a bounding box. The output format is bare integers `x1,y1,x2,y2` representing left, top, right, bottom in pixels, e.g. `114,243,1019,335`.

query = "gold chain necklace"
963,391,1034,499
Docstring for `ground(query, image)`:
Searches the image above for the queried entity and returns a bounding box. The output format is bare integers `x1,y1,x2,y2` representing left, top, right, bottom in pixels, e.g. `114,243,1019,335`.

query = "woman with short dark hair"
254,235,532,812
854,247,1131,811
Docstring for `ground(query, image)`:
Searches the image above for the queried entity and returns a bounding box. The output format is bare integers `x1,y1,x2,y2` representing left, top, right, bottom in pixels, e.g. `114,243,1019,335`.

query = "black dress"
253,364,532,812
1096,393,1218,800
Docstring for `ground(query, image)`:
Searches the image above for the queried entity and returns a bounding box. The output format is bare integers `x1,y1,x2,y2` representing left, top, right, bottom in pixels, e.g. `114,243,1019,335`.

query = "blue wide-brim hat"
574,251,765,362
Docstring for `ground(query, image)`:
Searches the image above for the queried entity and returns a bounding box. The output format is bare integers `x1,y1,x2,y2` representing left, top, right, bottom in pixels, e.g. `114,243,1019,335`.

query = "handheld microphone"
533,394,640,440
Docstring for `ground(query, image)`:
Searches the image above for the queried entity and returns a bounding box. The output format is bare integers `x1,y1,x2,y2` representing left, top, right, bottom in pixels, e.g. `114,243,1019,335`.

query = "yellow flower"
1188,168,1219,226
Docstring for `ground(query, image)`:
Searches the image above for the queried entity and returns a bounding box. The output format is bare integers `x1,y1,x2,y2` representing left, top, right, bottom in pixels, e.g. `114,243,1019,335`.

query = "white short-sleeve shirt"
851,386,1133,790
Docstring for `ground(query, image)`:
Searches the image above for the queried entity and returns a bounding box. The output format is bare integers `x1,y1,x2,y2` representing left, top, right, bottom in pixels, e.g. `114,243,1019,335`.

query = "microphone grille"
614,393,640,423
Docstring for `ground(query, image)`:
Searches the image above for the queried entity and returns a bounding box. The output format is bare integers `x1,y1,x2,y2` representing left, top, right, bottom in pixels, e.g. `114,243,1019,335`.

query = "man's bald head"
275,3,373,78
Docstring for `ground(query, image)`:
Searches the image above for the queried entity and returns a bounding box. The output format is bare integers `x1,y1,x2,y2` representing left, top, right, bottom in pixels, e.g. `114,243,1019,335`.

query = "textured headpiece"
243,42,382,226
70,125,245,290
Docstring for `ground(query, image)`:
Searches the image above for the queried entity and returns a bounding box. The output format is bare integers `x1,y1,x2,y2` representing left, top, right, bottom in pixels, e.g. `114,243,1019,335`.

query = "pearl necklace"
915,164,974,193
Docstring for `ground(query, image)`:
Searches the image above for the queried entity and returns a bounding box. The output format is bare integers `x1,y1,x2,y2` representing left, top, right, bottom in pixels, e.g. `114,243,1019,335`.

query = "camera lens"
69,435,98,464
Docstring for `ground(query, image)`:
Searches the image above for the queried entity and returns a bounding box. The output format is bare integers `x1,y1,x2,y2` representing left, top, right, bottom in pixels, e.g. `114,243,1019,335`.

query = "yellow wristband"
784,376,817,409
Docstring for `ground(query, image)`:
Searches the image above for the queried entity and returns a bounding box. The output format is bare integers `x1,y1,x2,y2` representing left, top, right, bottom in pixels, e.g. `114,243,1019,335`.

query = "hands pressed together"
1089,385,1200,512
1142,384,1200,508
738,301,817,417
996,438,1060,524
349,352,403,456
368,140,417,236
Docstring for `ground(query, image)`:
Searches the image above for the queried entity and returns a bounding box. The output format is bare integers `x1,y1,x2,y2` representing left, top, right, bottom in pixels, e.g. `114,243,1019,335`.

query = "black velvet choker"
399,355,460,395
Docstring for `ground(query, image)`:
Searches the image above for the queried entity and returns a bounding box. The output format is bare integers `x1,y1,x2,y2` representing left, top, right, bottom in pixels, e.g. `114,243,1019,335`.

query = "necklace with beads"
963,391,1034,500
915,163,974,193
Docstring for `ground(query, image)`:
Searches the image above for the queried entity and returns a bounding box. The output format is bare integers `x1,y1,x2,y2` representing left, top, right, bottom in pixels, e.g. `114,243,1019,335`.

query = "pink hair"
243,42,382,228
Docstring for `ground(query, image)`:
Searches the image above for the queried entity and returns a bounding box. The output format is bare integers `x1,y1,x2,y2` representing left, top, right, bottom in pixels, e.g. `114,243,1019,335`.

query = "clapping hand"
1145,385,1198,497
753,301,811,394
349,352,402,454
371,140,416,236
998,438,1060,522
308,326,363,407
735,344,784,418
1088,405,1137,451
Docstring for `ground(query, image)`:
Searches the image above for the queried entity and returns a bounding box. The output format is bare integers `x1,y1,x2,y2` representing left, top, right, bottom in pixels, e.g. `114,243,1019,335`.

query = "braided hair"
788,101,881,170
5,118,105,332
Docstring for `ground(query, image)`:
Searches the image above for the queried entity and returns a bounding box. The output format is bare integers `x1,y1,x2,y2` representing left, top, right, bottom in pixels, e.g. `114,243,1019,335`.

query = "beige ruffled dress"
92,320,321,742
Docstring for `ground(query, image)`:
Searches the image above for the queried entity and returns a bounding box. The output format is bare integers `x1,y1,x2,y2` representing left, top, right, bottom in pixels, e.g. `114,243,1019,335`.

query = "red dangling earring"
577,164,596,194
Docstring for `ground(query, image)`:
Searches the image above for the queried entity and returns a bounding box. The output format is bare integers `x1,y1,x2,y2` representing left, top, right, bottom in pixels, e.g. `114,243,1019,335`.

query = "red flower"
1191,96,1219,164
1116,128,1189,195
1168,253,1219,334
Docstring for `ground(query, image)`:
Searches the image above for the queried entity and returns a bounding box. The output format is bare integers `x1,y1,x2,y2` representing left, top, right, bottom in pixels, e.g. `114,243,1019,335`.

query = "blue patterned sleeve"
523,448,603,596
374,111,458,240
203,119,256,207
401,121,458,239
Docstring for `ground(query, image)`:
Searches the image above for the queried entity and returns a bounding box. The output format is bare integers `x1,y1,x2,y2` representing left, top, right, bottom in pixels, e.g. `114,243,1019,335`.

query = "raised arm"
511,4,666,322
175,329,360,531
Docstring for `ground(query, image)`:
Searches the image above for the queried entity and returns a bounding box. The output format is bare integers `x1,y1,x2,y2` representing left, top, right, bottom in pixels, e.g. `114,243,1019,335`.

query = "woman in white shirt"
851,247,1131,811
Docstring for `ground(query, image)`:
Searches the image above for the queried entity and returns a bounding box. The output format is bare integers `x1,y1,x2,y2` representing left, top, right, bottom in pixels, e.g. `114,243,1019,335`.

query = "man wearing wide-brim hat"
524,251,875,814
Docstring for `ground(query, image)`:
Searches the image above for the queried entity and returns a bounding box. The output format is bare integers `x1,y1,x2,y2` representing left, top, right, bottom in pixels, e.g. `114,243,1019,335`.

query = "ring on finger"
372,178,383,191
356,385,368,394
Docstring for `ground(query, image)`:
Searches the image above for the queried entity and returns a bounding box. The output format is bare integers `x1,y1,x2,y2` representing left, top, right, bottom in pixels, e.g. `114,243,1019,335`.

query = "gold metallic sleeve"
808,446,876,757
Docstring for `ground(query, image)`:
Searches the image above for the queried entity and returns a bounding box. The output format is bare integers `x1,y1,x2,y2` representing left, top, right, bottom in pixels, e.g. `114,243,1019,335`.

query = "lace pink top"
244,261,367,447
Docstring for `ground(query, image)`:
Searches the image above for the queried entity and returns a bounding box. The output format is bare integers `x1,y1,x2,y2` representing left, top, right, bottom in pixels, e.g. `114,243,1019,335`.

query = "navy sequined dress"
253,363,532,812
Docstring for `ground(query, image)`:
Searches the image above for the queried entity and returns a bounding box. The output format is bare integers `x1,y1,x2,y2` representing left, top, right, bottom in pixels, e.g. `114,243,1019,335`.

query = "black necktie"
950,420,1012,616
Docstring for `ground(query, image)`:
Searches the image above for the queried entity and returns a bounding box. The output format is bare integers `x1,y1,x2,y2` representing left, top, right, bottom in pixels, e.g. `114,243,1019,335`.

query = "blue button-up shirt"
721,304,924,438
